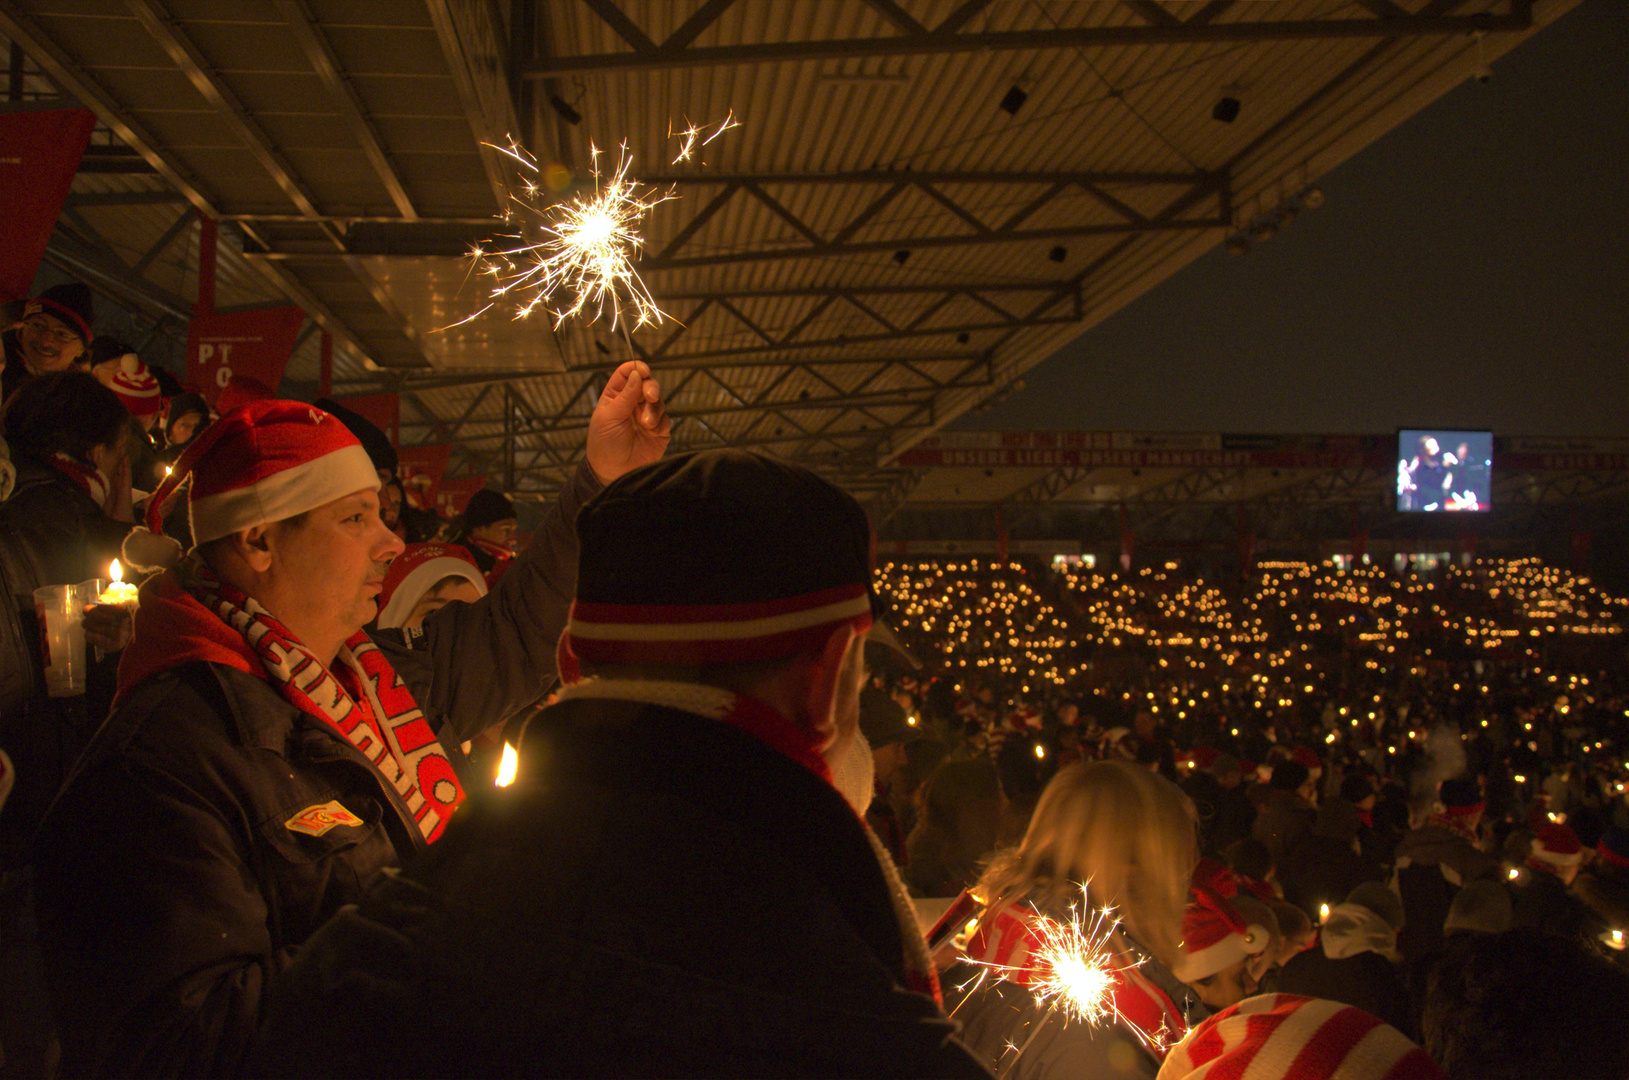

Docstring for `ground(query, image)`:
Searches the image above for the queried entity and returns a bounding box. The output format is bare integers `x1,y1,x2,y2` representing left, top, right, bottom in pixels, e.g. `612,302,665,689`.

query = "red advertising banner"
397,443,452,510
335,393,401,448
436,477,486,518
0,108,97,301
186,306,305,408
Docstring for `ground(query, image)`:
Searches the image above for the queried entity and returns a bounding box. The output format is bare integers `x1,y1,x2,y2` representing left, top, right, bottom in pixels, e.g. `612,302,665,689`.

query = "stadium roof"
2,0,1577,514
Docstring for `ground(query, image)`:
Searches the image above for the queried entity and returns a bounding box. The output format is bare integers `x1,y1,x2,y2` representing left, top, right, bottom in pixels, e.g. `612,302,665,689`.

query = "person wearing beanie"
161,391,210,454
2,281,94,401
1510,821,1604,942
1392,776,1500,966
1280,882,1417,1039
373,542,486,631
33,360,669,1078
1158,994,1443,1080
87,338,164,430
252,448,987,1079
452,485,519,584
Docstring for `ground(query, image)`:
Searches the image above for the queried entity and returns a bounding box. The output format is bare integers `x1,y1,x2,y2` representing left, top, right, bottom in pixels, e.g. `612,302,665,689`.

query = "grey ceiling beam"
425,0,520,211
527,1,1532,77
272,0,418,220
639,169,1212,186
647,309,1079,365
63,190,188,207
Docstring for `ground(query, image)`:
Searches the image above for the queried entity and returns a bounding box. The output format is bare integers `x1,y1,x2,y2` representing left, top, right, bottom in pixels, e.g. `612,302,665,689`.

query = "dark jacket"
250,694,991,1079
1392,823,1500,964
1278,903,1415,1039
0,457,132,867
32,462,597,1079
1510,865,1605,945
1252,788,1316,862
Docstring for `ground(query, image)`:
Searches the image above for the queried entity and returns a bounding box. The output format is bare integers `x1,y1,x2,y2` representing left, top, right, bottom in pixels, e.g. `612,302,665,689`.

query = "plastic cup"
32,580,102,698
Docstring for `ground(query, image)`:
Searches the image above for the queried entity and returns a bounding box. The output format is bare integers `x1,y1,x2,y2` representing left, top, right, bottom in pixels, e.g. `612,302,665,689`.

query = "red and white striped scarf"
182,562,466,844
49,451,109,510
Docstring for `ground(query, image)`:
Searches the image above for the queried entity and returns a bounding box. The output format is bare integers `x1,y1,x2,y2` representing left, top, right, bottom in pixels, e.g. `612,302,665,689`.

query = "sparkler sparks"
959,888,1172,1066
669,109,740,165
441,138,676,334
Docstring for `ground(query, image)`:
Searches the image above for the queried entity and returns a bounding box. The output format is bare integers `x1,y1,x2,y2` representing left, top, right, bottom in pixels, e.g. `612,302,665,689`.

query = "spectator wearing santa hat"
2,281,94,402
1510,821,1604,943
1173,861,1275,1011
374,543,486,632
1158,994,1443,1080
33,360,668,1078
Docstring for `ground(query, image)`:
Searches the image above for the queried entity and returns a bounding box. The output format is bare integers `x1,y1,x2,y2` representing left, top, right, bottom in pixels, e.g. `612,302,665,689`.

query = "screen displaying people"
1397,430,1492,512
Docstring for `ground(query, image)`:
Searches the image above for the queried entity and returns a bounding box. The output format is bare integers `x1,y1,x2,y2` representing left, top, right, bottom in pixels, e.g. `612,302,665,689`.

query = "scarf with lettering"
181,560,465,844
552,678,941,1006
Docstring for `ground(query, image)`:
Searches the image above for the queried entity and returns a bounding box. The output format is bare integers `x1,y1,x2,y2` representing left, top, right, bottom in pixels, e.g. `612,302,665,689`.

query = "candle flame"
110,559,123,584
495,741,519,787
1319,902,1331,924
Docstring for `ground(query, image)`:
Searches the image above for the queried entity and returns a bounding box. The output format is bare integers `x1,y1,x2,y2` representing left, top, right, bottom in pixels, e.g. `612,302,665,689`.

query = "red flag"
436,477,487,518
397,443,452,509
335,393,400,448
995,507,1009,565
186,307,304,409
0,109,97,300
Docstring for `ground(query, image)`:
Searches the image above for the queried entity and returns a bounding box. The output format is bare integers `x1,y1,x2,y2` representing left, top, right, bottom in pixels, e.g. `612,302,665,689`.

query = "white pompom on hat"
108,354,163,418
123,399,379,571
1173,866,1271,983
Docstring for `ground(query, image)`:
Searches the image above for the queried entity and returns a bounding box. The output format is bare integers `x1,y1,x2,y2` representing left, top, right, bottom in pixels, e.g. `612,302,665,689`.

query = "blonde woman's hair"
975,759,1198,968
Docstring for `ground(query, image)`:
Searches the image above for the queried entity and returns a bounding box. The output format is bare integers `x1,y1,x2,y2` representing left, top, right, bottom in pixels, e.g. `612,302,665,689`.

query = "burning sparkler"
955,887,1172,1076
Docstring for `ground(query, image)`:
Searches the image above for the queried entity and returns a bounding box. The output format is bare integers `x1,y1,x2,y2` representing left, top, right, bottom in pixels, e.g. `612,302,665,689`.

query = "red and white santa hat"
1291,746,1324,781
124,400,379,570
376,543,486,629
106,353,164,418
1527,822,1583,874
1157,994,1444,1080
1173,863,1271,983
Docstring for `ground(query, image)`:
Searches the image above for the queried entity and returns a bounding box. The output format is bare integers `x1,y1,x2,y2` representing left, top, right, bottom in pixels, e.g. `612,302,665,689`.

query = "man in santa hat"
33,360,667,1078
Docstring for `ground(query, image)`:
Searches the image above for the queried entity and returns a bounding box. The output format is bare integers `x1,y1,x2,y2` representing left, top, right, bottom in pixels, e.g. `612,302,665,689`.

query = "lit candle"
96,560,140,612
1319,903,1331,925
1607,929,1626,951
495,741,518,787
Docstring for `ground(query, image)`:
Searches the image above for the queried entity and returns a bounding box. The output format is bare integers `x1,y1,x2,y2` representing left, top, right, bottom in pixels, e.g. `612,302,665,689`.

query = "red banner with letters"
186,306,304,408
335,393,400,448
397,443,452,510
0,108,98,301
436,477,486,518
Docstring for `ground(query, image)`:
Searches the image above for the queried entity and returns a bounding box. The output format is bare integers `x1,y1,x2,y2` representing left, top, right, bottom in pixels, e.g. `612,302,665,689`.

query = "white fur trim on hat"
122,526,186,573
190,443,377,545
1529,838,1582,868
1173,920,1271,983
376,554,487,629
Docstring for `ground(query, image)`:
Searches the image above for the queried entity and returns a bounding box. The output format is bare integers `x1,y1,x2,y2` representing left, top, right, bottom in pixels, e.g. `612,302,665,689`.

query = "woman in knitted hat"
949,759,1208,1079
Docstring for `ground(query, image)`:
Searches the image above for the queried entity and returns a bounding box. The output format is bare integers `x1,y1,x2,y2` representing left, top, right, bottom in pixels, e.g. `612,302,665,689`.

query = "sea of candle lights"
872,556,1629,780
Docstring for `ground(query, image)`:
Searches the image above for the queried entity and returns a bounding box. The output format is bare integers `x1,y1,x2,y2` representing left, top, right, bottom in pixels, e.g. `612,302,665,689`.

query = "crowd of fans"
0,278,1627,1079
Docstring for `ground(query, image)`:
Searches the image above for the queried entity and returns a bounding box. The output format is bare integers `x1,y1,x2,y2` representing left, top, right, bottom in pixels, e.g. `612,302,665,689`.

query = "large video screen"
1397,430,1493,512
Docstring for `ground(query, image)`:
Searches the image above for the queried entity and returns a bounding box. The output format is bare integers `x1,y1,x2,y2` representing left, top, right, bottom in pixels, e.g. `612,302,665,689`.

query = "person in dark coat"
1575,825,1629,949
0,372,138,1078
250,449,989,1079
1392,777,1499,965
1278,882,1417,1039
1251,759,1316,862
1277,795,1384,919
33,361,669,1079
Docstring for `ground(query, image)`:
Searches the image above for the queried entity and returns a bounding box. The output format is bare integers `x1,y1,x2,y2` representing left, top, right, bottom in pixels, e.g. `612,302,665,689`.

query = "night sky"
958,0,1629,441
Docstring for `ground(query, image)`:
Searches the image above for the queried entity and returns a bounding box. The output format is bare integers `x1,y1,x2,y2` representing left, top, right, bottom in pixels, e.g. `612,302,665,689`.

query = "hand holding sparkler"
587,360,670,484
